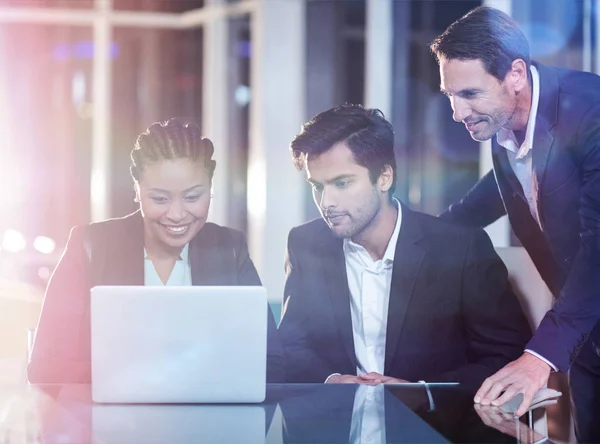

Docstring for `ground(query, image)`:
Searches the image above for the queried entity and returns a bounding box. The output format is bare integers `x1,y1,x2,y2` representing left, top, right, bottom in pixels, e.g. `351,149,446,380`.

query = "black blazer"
440,62,600,372
278,205,530,392
28,211,284,383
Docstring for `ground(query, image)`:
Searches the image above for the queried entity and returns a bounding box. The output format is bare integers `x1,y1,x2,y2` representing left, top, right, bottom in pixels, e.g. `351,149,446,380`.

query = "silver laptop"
90,286,267,404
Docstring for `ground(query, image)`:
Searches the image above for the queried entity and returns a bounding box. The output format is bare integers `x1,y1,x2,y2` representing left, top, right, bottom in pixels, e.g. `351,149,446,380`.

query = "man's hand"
326,374,362,384
358,372,409,384
474,353,551,417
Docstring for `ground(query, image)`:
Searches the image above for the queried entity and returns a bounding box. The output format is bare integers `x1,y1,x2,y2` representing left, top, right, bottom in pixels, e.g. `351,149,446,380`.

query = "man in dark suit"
278,104,530,395
430,6,600,440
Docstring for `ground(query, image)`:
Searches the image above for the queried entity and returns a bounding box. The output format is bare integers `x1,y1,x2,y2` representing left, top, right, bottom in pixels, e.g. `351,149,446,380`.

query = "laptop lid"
90,286,267,404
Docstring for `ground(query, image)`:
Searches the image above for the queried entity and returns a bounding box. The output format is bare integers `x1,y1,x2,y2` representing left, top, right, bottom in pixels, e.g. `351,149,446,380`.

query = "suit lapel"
321,229,357,371
384,205,427,374
489,63,559,206
531,62,558,203
104,211,144,285
492,140,526,200
189,225,230,286
104,218,233,286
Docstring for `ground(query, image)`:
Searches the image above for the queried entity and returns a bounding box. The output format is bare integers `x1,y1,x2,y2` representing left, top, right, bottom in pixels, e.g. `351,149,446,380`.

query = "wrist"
325,373,341,383
524,352,552,373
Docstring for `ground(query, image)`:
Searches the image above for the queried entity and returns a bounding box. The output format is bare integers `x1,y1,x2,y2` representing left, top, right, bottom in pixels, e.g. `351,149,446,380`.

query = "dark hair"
130,118,216,182
430,6,530,81
290,103,396,197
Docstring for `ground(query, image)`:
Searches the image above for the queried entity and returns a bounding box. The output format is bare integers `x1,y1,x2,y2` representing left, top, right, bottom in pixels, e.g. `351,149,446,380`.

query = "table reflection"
387,384,547,444
276,384,447,443
0,383,549,443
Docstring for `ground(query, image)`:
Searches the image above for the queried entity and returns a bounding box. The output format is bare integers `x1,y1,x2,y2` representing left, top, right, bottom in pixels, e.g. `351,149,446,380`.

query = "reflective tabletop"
0,383,550,443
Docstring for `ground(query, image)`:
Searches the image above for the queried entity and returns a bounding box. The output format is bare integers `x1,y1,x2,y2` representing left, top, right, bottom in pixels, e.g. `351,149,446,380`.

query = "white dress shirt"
496,65,557,372
344,199,402,375
144,243,192,286
496,65,542,227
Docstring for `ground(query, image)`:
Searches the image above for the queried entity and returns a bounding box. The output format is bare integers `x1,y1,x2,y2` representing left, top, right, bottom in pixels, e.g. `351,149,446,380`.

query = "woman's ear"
133,183,140,203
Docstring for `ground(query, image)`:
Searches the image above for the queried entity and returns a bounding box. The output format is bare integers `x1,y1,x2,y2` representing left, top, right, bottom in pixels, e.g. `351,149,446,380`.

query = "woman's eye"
150,196,168,204
185,195,201,202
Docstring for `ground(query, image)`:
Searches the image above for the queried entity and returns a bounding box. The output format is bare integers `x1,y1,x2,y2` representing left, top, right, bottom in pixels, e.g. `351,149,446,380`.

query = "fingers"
358,378,382,385
361,380,382,385
475,375,495,403
480,378,509,405
514,388,536,417
475,360,519,403
358,372,384,384
491,385,519,407
359,372,381,380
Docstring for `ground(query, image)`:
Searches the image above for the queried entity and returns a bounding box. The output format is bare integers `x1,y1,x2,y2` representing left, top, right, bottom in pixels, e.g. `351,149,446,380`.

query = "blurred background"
0,0,597,403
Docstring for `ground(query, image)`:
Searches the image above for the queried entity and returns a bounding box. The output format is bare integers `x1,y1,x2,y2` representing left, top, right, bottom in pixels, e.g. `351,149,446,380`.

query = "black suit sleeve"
278,230,338,383
436,228,531,391
439,169,507,228
232,230,285,383
27,226,92,383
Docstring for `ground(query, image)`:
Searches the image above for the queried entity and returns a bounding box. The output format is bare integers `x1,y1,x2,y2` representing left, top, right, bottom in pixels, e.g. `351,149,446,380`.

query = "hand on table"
357,372,409,384
474,353,551,417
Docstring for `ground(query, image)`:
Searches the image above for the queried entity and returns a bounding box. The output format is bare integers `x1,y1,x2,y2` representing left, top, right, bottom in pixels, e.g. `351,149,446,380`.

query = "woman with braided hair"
28,118,284,384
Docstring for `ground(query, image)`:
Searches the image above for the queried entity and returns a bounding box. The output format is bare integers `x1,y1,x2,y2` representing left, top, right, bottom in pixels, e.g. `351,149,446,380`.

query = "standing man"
278,103,530,393
431,6,600,440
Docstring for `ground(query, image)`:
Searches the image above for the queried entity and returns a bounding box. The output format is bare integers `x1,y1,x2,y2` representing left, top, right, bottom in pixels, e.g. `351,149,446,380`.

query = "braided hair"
130,118,216,183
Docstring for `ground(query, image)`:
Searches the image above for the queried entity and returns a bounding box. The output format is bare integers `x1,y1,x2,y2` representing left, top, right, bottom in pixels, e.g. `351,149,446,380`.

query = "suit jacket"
440,62,600,372
27,211,284,383
278,205,530,392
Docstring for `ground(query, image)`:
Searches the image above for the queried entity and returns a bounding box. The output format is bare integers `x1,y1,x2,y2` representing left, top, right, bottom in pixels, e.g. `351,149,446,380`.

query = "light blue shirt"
144,243,192,286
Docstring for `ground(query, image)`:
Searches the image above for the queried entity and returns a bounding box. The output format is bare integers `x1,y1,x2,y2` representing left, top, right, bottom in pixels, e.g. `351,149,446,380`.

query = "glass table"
0,383,550,443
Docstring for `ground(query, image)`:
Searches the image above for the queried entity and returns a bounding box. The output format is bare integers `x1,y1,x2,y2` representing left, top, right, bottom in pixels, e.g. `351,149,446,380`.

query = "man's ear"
378,164,394,193
508,58,528,93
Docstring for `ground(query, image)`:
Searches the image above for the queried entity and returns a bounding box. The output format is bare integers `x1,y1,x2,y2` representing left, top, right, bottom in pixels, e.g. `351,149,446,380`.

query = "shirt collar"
144,242,189,262
344,197,402,264
382,198,402,264
496,64,540,159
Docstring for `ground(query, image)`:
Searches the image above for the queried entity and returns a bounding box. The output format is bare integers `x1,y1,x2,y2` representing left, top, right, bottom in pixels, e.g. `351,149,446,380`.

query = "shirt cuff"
524,349,558,372
325,373,341,383
418,380,436,411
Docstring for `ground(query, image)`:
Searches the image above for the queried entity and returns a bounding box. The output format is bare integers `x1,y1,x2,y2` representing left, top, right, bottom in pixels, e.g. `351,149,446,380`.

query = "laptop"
90,286,267,404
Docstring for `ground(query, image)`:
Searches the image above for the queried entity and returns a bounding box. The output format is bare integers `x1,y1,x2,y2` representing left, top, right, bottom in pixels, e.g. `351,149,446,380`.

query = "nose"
318,187,336,214
451,96,471,123
166,199,186,222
